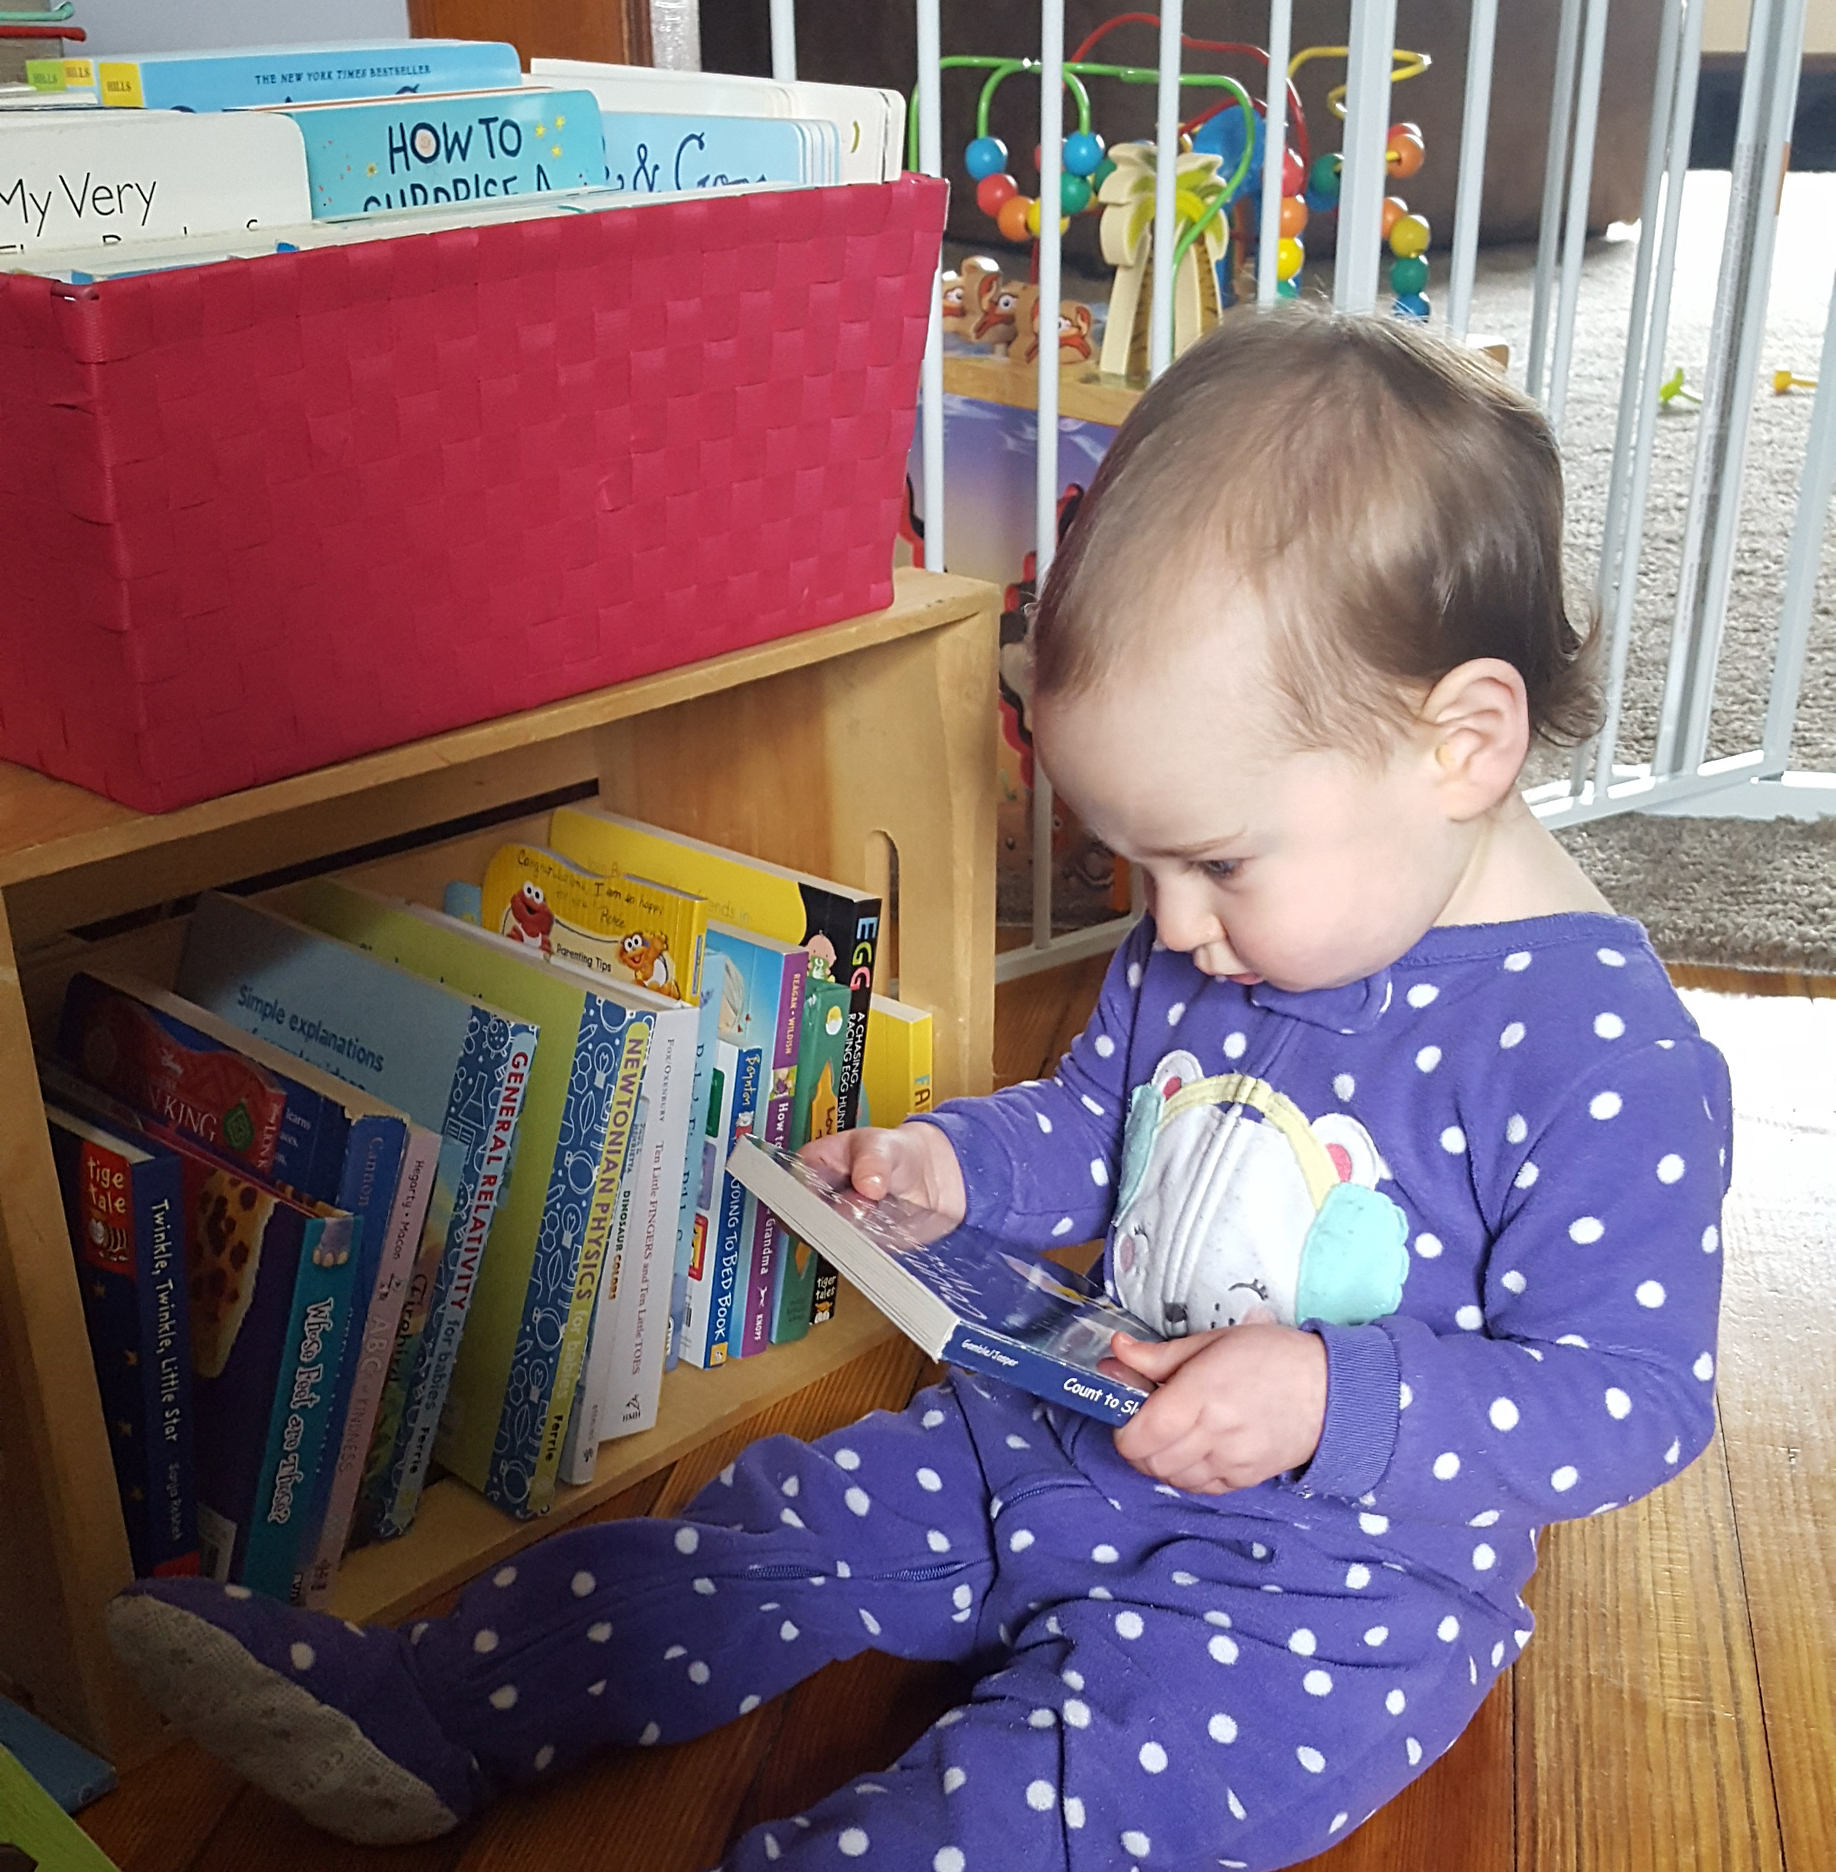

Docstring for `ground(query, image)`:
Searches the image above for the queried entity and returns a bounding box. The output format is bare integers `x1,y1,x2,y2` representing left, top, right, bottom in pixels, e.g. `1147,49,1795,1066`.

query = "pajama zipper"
745,1561,969,1585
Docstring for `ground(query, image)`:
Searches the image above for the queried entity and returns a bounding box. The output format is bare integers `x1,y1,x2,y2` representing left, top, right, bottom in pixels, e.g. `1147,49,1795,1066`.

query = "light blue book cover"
279,87,607,218
99,40,521,112
601,111,813,195
664,989,721,1372
175,891,537,1542
712,1047,762,1358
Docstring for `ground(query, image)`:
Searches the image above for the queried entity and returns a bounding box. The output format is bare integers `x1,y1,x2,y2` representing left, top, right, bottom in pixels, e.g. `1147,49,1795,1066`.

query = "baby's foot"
107,1577,483,1845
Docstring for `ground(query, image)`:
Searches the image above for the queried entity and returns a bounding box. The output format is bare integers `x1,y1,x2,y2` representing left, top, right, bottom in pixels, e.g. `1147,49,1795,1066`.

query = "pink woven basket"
0,176,945,812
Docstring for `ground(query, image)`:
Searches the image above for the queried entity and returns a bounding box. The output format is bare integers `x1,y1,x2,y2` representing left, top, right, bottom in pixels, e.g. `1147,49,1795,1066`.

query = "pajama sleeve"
1296,1036,1731,1533
914,919,1153,1249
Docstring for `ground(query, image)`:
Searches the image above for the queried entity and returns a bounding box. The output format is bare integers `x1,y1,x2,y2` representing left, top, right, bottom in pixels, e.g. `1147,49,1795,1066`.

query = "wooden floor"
78,956,1834,1872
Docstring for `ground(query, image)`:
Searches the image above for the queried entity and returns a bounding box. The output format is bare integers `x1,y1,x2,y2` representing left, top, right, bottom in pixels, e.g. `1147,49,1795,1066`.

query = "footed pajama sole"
106,1595,461,1846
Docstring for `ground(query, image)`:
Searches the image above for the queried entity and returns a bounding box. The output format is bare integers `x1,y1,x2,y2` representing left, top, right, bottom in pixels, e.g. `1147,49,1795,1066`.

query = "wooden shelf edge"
942,351,1141,430
329,1291,899,1626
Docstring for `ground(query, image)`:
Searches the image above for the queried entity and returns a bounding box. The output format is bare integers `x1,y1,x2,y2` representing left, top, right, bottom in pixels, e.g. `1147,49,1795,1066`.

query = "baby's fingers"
1108,1329,1223,1381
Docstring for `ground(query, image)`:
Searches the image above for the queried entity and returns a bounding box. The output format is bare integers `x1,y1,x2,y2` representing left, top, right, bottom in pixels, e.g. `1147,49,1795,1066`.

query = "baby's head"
1030,306,1598,993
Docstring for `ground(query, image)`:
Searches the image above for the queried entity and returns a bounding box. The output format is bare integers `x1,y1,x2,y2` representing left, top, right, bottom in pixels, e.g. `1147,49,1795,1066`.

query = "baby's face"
1034,635,1472,994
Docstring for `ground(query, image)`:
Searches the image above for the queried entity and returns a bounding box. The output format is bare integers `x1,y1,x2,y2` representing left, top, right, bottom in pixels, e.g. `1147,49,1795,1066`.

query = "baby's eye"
1198,859,1241,881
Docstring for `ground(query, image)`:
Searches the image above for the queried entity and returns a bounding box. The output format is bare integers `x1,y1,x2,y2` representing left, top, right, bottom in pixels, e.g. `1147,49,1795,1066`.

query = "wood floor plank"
1667,965,1836,1002
76,1739,243,1872
1298,1675,1515,1871
185,1789,466,1872
1515,1428,1782,1872
1677,991,1836,1871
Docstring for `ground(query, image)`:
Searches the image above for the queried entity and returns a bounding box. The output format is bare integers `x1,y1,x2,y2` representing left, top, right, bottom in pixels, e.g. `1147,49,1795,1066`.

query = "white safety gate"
768,0,1836,982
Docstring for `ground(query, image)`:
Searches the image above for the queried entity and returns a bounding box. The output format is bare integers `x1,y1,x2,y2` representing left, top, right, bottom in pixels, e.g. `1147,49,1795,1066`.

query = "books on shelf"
96,41,522,112
43,1063,362,1597
765,974,850,1347
663,986,723,1373
863,993,935,1129
596,112,836,195
730,1137,1160,1426
44,1104,197,1581
677,1036,748,1368
56,969,438,1603
175,891,536,1544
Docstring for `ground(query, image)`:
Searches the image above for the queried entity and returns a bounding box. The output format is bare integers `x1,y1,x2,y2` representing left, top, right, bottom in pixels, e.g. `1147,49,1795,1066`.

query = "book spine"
101,44,520,111
716,1049,764,1355
238,1214,361,1598
678,1043,736,1368
556,1125,643,1488
302,1123,435,1606
133,1151,197,1575
370,1015,536,1541
768,981,848,1347
529,1014,651,1513
939,1324,1146,1427
664,993,721,1372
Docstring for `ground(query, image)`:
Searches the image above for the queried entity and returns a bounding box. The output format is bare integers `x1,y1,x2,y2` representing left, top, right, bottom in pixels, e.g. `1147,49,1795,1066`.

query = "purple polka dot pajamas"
123,912,1730,1871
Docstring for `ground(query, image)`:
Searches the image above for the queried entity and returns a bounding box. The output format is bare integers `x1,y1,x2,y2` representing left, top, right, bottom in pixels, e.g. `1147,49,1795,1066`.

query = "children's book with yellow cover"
481,843,708,1007
864,995,935,1129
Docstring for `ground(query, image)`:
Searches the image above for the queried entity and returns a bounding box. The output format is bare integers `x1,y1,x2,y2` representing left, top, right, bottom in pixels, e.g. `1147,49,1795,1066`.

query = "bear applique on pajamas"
108,911,1730,1872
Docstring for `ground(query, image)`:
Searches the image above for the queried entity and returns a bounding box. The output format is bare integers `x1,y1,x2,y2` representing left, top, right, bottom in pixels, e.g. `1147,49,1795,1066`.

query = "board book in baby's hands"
728,1138,1161,1426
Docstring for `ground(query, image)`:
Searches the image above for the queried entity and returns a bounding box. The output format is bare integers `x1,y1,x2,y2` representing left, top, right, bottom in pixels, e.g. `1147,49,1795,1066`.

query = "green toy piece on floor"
0,1746,122,1872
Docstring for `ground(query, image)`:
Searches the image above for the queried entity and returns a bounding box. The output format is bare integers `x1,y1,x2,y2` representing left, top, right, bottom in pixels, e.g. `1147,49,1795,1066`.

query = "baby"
108,309,1730,1872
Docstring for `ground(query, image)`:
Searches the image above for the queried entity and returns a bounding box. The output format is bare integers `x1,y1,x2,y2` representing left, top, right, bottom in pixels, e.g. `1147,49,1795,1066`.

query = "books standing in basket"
56,969,438,1603
175,891,536,1544
729,1137,1163,1427
96,41,522,112
44,1105,197,1581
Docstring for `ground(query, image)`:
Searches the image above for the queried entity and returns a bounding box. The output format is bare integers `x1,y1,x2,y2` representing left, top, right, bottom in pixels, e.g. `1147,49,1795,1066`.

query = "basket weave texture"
0,175,946,812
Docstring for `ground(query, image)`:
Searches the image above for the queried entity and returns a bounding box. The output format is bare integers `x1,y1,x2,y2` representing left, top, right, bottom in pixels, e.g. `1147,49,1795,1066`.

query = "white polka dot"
1694,1351,1715,1381
489,1683,519,1710
1296,1746,1325,1774
1657,1154,1685,1183
922,1409,946,1428
779,1621,799,1641
763,1835,780,1861
1604,1387,1632,1419
839,1827,869,1856
1406,1736,1423,1766
935,1849,965,1872
1665,1439,1681,1464
1330,1812,1350,1834
1516,1629,1532,1650
1398,1382,1413,1409
1414,1232,1443,1259
1333,1072,1355,1101
1128,961,1143,988
1506,1113,1528,1144
1028,1708,1055,1728
1025,1779,1055,1812
1363,1626,1389,1647
1094,1033,1116,1058
1062,1698,1091,1727
587,1679,607,1697
1469,1508,1500,1526
1432,1451,1461,1480
1063,1795,1085,1828
859,1608,882,1636
1090,1543,1119,1564
1437,1615,1460,1642
1407,982,1440,1008
1209,1633,1239,1664
1500,1022,1525,1049
1226,1790,1246,1822
1514,1161,1539,1190
674,1527,699,1554
1504,951,1532,971
1473,1544,1497,1571
1208,1710,1238,1743
409,1621,428,1642
534,1744,555,1773
688,1661,710,1685
587,1621,611,1643
845,1487,871,1516
224,1584,252,1601
1288,1627,1317,1656
1170,1571,1198,1587
1036,1111,1053,1134
1051,1216,1074,1237
1346,1564,1372,1590
1223,1030,1248,1060
1635,1280,1666,1309
1501,1269,1527,1294
1115,1610,1144,1639
1250,1542,1269,1560
921,1531,950,1555
472,1629,498,1655
780,1474,800,1498
1594,946,1626,968
1569,1216,1604,1244
1204,1610,1231,1629
1590,1090,1623,1121
639,1720,662,1746
1455,1305,1484,1331
1303,1669,1333,1696
916,1466,943,1492
1139,1741,1168,1772
1556,1333,1589,1348
1595,1012,1626,1040
1415,1045,1442,1073
493,1565,518,1588
1088,1158,1109,1188
1359,1512,1390,1535
289,1642,315,1671
1167,1001,1187,1026
779,1508,805,1529
943,1766,966,1794
1489,1397,1520,1432
1441,1126,1467,1154
1009,1529,1034,1552
1386,1688,1406,1715
1122,1829,1152,1855
1551,1465,1579,1492
1702,1225,1720,1253
1081,1094,1105,1116
834,1447,862,1470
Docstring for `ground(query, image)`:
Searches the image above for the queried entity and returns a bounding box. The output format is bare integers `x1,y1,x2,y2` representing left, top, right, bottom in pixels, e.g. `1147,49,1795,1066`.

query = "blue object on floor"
0,1702,115,1815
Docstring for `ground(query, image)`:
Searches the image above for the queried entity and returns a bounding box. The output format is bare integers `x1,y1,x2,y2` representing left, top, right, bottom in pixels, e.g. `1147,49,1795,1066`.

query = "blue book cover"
98,40,521,112
664,989,721,1371
175,891,537,1543
45,1105,196,1581
729,1138,1166,1427
600,110,813,195
712,1047,763,1359
276,87,607,218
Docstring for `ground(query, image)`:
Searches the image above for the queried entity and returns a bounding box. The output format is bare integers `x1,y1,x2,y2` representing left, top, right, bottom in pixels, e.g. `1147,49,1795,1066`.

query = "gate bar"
1447,0,1498,342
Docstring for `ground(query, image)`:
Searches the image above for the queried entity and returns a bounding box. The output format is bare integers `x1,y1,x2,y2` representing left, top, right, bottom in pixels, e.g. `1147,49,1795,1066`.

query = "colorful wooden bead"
1389,252,1428,295
1388,212,1430,259
1064,131,1106,177
996,194,1034,241
976,172,1019,217
965,135,1009,180
1279,194,1308,238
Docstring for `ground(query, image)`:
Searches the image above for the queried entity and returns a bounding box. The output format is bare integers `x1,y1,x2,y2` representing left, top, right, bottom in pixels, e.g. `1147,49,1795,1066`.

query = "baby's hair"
1031,305,1601,758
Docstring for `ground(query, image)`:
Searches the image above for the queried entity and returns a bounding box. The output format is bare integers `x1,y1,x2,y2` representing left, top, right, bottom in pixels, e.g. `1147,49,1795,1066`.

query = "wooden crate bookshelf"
0,566,999,1766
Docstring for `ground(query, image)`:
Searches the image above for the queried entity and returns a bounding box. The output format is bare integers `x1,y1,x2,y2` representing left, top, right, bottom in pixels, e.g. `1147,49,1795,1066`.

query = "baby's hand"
1102,1319,1327,1494
800,1123,967,1227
